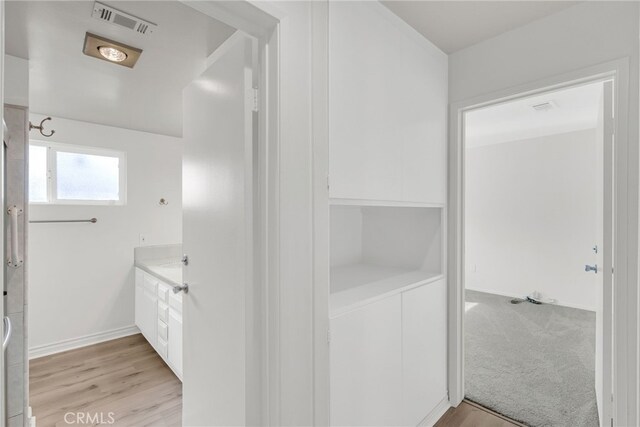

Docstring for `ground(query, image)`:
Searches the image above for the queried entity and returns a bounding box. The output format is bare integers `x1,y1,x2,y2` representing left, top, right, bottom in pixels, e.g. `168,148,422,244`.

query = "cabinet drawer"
169,290,182,314
156,337,168,359
158,319,168,342
157,282,170,303
158,301,169,323
143,273,157,294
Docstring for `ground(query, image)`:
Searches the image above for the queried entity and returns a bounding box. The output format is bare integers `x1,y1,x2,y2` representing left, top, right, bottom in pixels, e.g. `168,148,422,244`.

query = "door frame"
177,1,284,425
0,0,326,424
448,58,634,426
0,1,5,423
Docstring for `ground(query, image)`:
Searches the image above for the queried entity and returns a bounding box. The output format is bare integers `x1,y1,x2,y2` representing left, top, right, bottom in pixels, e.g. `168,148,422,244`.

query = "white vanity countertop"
136,259,183,287
134,244,183,287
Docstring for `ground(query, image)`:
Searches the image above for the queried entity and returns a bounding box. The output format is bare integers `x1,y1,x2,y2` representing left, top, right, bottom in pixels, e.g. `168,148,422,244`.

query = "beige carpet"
465,290,599,427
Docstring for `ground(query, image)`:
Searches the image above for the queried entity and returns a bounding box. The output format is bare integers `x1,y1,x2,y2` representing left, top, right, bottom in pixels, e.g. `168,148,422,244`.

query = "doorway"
1,1,279,425
462,80,610,426
448,63,628,427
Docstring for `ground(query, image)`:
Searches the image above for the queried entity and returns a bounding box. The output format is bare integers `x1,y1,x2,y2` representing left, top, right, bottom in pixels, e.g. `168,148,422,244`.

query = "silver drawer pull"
172,283,188,294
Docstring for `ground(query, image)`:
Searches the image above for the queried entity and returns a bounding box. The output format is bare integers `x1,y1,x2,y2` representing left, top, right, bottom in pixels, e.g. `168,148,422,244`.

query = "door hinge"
327,329,331,345
252,88,259,112
327,175,330,190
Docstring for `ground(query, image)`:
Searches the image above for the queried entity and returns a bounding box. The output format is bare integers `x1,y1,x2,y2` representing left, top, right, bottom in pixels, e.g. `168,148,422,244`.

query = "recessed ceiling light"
98,46,128,62
83,32,142,68
98,46,127,62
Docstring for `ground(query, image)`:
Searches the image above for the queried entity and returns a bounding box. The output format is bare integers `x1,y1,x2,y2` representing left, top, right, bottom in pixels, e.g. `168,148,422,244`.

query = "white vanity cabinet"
135,267,183,380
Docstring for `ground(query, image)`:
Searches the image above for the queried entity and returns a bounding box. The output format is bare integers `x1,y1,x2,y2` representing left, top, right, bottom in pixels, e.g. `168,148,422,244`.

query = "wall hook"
159,198,168,206
29,117,55,137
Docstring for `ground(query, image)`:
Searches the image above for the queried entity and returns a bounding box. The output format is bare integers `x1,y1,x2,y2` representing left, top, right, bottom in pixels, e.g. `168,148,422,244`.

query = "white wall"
4,55,27,107
449,2,639,422
465,129,599,310
28,114,182,353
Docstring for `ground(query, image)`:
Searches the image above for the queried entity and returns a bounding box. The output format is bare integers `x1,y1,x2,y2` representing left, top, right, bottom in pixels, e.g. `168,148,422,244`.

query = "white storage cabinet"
328,2,449,425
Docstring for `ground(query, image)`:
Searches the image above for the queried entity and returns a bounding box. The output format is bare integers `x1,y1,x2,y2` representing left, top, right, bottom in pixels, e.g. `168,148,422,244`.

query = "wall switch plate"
139,234,147,245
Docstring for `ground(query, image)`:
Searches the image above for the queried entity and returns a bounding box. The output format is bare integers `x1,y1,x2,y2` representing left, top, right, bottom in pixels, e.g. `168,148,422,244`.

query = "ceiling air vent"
531,101,557,112
92,2,157,36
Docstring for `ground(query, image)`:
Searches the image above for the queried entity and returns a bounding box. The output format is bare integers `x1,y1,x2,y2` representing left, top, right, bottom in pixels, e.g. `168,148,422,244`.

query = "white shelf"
330,264,443,317
330,198,445,208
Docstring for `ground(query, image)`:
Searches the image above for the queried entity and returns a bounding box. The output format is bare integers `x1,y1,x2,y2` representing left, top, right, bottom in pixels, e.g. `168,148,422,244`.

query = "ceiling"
5,1,236,137
465,81,603,148
382,1,579,53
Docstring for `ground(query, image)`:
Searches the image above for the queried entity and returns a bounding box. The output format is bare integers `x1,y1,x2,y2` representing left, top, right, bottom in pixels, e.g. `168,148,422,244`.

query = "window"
29,142,126,205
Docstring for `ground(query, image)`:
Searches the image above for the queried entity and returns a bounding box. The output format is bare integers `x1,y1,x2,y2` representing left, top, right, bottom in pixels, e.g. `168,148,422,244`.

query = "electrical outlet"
139,234,147,245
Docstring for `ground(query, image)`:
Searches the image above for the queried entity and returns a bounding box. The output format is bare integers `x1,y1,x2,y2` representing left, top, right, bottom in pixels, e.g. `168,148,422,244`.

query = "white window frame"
29,140,127,206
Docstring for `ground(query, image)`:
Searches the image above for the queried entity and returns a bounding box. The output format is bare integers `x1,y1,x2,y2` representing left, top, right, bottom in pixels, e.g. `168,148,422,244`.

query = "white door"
182,34,254,426
594,80,614,427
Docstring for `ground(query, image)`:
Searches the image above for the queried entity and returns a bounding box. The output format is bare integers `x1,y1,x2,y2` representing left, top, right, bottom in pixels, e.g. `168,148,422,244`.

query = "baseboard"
29,325,140,359
418,396,451,427
465,286,596,312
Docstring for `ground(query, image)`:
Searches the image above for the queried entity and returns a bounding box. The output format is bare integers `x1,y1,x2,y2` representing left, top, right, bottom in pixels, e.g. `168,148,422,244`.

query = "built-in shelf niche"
330,203,443,315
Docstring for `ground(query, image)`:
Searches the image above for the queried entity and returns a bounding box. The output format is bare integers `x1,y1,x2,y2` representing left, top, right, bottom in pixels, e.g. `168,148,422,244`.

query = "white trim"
28,325,140,360
330,198,445,208
465,287,596,312
311,1,330,425
448,58,634,426
417,396,450,427
0,3,5,424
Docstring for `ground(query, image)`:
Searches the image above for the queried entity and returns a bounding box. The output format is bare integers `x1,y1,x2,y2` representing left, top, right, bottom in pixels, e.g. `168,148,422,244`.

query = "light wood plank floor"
30,334,182,427
436,400,526,427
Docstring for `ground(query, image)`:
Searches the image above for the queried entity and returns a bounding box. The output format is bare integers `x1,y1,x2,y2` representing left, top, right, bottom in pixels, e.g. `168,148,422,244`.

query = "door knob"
172,283,189,294
585,264,598,273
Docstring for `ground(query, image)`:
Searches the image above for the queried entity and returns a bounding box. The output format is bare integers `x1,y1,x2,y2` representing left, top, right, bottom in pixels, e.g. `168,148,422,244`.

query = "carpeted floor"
465,290,599,427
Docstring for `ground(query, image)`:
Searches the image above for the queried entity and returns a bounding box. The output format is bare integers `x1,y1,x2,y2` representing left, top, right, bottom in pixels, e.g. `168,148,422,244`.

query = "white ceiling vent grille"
531,101,557,112
92,2,157,36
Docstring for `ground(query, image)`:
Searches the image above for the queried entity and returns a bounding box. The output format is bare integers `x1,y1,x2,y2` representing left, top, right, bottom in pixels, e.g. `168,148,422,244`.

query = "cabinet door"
168,308,183,379
140,289,158,347
401,280,447,425
135,283,144,336
135,269,144,333
330,295,402,426
329,2,447,203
